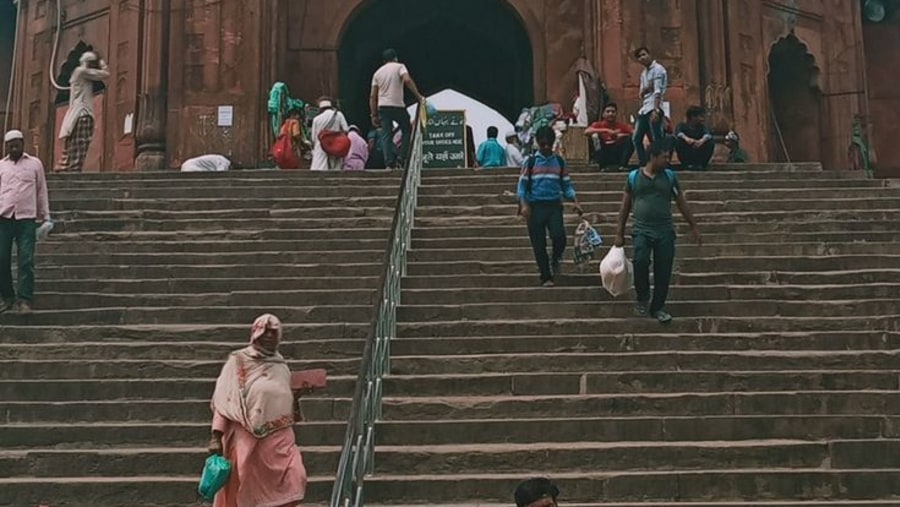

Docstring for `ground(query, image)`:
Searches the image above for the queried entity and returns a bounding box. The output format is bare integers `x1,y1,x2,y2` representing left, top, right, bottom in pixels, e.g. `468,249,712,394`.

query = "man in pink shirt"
0,130,51,314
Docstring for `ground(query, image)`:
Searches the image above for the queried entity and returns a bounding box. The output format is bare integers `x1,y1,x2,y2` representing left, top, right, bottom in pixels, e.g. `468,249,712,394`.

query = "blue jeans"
632,111,665,166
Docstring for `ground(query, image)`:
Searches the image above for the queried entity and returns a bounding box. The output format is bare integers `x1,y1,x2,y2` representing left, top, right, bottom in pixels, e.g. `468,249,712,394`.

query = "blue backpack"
628,168,676,192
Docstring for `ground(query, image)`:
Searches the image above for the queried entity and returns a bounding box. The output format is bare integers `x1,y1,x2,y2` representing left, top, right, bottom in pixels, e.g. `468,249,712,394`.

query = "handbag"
318,111,351,158
198,454,232,502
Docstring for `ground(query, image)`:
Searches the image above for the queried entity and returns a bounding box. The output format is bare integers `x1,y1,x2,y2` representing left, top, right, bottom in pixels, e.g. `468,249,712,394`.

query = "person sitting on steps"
614,139,702,324
674,105,715,170
585,102,634,172
517,126,583,288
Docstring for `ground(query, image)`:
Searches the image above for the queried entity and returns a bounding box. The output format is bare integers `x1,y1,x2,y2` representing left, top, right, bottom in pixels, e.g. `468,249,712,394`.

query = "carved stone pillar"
134,0,170,171
697,0,734,134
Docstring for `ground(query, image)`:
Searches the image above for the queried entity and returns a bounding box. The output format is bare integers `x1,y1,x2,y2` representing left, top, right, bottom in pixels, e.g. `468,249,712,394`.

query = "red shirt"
589,120,633,145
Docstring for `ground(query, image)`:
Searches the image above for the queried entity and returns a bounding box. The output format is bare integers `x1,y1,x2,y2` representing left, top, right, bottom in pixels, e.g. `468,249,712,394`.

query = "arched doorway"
767,34,824,163
338,0,534,131
0,0,17,133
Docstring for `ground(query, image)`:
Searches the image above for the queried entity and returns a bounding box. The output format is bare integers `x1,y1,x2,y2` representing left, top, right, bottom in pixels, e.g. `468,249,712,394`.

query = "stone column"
697,0,734,134
134,0,170,171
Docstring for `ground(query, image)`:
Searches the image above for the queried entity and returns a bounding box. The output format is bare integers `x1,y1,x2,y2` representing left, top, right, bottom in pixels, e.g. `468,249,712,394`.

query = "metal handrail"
329,105,425,507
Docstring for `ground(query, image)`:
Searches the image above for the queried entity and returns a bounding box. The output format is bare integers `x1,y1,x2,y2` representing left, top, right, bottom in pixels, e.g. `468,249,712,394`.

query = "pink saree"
211,341,308,507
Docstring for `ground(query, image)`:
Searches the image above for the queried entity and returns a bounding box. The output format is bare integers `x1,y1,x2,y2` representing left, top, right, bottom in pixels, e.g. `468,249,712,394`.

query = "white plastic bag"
36,220,55,242
600,246,632,297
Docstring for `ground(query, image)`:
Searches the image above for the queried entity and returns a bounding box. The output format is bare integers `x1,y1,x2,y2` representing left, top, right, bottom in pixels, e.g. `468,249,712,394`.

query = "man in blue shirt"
517,126,583,287
614,139,702,323
477,126,507,168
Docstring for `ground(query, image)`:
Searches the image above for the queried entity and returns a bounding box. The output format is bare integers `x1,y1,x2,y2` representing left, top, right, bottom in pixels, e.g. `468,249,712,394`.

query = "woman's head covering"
250,313,283,344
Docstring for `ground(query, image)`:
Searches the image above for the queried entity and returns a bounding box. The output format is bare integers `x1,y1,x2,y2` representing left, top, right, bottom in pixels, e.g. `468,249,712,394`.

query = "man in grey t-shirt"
369,49,425,169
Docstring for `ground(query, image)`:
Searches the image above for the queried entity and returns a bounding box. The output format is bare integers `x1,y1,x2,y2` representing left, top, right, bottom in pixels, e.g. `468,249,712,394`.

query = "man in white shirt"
369,48,424,169
505,131,525,167
58,51,110,172
632,46,668,166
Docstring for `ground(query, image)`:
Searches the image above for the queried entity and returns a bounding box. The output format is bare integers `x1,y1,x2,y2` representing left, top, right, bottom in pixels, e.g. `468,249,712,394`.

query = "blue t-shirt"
477,138,507,168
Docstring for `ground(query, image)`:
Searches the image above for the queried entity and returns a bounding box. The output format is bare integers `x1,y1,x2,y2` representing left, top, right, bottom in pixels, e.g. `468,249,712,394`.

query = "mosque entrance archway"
337,0,534,131
0,0,17,135
767,34,825,163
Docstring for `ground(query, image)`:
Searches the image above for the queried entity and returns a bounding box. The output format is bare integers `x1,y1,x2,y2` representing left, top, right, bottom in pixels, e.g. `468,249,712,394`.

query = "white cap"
79,51,99,65
318,100,333,109
505,131,517,139
3,130,24,143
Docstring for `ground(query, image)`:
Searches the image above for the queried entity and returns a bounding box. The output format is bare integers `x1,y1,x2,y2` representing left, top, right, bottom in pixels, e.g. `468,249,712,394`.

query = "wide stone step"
396,315,900,338
326,469,900,503
411,220,899,238
41,250,386,266
5,331,895,362
397,299,897,321
0,475,333,507
38,277,381,294
417,179,886,195
407,243,900,262
0,304,373,326
415,210,900,227
379,392,900,420
402,270,900,288
55,216,394,233
0,445,341,478
416,187,900,206
3,369,892,401
49,168,399,182
33,263,383,280
0,398,350,423
415,198,900,216
51,196,399,212
370,503,900,507
53,206,397,221
1,357,360,379
49,185,401,199
0,421,345,449
401,284,900,304
49,227,392,241
404,257,900,276
41,238,390,254
35,289,376,309
0,323,369,343
383,352,900,376
2,415,895,450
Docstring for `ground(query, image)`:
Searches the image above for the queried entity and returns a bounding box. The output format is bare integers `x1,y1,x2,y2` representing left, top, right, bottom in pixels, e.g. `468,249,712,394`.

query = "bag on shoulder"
318,111,351,158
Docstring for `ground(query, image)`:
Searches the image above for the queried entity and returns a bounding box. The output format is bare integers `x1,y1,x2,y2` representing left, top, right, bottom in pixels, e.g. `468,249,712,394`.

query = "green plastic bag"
198,454,232,502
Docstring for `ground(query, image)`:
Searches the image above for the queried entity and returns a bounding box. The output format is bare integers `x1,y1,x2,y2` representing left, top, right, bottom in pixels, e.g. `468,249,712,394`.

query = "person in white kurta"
310,99,349,171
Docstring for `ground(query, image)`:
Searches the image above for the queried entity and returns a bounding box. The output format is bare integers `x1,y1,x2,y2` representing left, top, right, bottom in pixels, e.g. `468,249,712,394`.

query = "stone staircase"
357,164,900,506
0,170,401,506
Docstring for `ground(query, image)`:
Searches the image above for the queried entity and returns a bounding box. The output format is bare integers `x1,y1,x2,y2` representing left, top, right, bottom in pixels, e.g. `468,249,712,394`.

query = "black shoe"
633,301,649,317
0,299,14,313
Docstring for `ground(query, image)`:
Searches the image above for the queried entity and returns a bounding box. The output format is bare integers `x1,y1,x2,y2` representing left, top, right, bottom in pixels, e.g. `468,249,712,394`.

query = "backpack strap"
525,155,537,194
628,169,639,190
664,168,675,185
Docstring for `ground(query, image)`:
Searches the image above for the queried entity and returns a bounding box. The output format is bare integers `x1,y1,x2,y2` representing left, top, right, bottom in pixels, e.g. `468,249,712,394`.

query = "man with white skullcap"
58,50,109,172
0,129,50,314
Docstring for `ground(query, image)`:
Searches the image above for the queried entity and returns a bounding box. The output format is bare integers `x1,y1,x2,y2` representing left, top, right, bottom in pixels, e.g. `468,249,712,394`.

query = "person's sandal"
653,310,673,324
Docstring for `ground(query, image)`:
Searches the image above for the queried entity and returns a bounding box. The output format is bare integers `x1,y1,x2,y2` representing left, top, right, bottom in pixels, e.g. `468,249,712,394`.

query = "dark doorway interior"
338,0,533,131
767,34,824,163
0,1,17,131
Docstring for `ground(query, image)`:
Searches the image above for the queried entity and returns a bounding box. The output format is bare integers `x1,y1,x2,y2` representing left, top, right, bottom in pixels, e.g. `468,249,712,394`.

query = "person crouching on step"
517,126,583,287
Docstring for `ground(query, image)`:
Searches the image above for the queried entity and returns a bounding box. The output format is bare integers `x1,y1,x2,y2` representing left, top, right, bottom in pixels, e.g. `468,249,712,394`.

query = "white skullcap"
318,100,333,109
3,130,24,143
725,131,740,142
505,131,517,139
79,51,99,65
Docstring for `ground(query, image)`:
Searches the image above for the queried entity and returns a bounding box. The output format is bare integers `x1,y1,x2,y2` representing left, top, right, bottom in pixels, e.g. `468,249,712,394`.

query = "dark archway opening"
0,1,17,130
54,41,106,105
338,0,533,132
767,34,824,163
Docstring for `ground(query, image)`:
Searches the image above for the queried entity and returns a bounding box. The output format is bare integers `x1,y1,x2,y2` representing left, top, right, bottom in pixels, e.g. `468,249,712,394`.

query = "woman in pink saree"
208,314,308,507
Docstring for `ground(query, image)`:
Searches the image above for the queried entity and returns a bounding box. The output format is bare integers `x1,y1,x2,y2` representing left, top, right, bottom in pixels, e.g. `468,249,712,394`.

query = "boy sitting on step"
517,126,583,287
